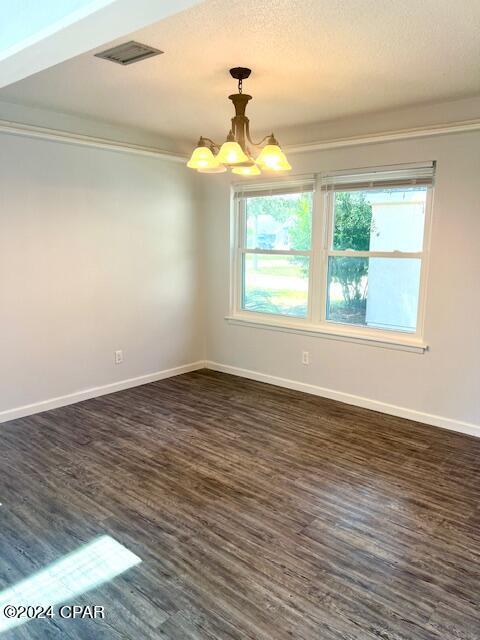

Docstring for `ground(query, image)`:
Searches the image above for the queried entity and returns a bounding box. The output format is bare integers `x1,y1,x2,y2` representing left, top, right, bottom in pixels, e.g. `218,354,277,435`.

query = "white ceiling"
1,0,479,145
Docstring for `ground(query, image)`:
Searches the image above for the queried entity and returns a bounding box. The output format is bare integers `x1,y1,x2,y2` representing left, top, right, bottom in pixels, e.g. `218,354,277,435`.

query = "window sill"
225,314,428,353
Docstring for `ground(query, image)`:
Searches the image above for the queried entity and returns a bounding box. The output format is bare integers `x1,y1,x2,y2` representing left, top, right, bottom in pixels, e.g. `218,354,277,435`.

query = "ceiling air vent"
94,41,163,65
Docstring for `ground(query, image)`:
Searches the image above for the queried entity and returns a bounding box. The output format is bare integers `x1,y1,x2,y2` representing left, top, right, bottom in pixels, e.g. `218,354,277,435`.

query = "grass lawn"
244,257,367,323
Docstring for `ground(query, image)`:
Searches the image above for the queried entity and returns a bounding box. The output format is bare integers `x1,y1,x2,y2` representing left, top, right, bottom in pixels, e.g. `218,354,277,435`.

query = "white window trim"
228,167,433,353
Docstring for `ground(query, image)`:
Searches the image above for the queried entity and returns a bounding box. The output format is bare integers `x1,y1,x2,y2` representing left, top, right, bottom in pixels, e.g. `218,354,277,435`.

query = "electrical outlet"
302,350,310,365
115,350,123,364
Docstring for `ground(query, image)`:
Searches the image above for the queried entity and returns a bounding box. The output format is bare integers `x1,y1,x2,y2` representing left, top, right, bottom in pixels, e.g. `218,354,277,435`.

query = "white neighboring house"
252,214,294,250
365,190,426,332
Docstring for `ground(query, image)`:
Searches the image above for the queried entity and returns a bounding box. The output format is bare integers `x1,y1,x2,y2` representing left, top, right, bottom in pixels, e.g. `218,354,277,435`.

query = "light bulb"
187,145,217,169
232,164,261,176
216,141,250,166
256,144,291,172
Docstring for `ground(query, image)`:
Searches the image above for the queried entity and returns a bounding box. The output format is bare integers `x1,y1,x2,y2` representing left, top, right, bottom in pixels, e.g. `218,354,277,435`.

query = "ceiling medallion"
187,67,291,176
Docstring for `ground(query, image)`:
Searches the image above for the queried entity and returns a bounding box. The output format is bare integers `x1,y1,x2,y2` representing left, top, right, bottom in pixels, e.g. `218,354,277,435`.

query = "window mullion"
312,183,329,325
306,184,320,323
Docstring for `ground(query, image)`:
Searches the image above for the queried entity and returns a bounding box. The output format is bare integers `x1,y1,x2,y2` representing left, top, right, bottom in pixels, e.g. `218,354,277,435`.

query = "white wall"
203,131,480,431
275,95,480,147
0,132,204,416
2,126,479,434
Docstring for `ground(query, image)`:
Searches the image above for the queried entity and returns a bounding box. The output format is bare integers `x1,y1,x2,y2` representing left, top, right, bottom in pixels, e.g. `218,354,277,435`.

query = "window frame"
229,168,433,353
234,192,315,322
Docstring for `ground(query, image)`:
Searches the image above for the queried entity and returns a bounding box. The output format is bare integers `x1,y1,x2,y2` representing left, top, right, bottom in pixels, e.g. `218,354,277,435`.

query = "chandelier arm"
201,137,221,150
245,121,271,148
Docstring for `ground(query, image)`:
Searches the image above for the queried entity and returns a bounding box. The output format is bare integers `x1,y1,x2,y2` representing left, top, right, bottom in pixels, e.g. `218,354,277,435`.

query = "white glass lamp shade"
216,141,250,166
232,164,261,176
187,145,217,169
256,144,292,171
198,163,227,173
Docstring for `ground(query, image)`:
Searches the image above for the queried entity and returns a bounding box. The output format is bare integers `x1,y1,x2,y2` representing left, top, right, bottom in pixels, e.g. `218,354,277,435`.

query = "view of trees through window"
242,191,375,320
241,186,426,332
243,192,312,317
328,192,373,324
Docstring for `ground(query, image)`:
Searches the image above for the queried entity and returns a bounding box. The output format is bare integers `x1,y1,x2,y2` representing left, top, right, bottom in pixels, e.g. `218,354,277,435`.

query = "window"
240,188,313,318
231,164,434,349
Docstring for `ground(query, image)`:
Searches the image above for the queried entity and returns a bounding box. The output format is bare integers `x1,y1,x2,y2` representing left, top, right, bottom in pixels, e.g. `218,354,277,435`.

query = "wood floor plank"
0,369,479,639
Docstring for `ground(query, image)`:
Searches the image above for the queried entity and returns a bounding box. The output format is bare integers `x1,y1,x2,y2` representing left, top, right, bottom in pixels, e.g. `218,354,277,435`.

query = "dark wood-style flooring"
1,370,479,639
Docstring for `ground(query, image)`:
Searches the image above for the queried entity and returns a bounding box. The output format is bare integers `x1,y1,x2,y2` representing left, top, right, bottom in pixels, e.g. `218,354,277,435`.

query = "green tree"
246,195,302,226
286,192,372,308
287,194,312,251
244,191,372,315
333,192,372,251
330,192,372,306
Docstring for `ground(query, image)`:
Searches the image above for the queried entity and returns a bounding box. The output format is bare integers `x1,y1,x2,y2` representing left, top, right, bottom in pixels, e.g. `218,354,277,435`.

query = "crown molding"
285,119,480,154
1,116,479,163
0,118,186,162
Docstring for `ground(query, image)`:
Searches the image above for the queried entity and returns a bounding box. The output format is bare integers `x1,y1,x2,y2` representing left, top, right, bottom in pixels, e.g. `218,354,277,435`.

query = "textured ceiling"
1,0,479,145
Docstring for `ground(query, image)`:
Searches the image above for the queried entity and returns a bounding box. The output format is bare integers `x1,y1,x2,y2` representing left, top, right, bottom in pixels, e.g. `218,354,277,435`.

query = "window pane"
243,254,309,318
245,192,313,250
332,188,426,252
326,256,421,332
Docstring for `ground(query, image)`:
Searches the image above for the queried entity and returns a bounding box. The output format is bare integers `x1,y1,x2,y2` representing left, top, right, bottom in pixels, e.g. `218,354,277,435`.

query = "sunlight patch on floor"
0,535,141,633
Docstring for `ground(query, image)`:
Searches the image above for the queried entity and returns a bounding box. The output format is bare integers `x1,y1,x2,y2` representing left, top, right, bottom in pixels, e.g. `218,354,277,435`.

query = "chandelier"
186,67,291,176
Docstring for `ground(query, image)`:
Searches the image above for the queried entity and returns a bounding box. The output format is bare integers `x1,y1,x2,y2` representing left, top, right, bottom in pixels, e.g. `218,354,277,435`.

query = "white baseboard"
205,360,480,439
4,359,478,439
0,361,205,424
